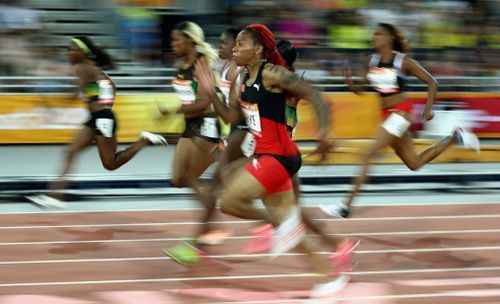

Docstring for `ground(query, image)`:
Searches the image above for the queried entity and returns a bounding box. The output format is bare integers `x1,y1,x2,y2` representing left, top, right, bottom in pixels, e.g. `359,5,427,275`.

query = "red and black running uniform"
240,61,301,194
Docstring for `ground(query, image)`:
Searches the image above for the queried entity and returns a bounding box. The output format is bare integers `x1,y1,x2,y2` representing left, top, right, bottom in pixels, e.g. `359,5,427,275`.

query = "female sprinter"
158,21,224,263
196,24,350,297
26,36,166,207
322,23,479,218
195,27,243,246
277,39,358,265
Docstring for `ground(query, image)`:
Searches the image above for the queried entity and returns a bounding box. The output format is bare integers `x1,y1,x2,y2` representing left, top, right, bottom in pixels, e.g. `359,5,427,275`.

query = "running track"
1,203,500,303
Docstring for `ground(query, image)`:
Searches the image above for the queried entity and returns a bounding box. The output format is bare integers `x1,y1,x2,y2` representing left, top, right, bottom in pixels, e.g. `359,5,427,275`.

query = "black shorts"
84,109,117,138
230,119,249,134
182,115,221,143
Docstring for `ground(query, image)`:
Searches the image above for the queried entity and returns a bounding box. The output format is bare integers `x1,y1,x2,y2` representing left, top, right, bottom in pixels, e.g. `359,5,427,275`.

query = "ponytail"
174,21,218,68
73,36,115,70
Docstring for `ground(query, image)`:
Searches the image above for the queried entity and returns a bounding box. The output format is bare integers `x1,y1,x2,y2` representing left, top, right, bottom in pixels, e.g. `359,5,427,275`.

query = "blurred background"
0,0,498,147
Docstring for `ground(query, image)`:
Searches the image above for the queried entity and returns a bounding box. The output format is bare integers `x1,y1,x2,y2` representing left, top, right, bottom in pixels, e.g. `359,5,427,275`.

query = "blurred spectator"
274,8,317,47
113,0,161,63
0,1,41,80
0,1,39,31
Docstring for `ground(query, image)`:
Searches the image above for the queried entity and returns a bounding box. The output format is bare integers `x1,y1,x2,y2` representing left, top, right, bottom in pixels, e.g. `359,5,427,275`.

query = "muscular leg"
95,136,150,171
170,137,192,187
51,126,95,196
199,130,247,234
219,166,278,226
343,126,398,208
263,191,331,279
59,127,95,177
293,175,339,248
183,137,218,238
392,131,455,171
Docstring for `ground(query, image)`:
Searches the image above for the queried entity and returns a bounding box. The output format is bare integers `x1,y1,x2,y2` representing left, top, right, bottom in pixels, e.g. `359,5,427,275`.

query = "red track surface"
0,203,499,303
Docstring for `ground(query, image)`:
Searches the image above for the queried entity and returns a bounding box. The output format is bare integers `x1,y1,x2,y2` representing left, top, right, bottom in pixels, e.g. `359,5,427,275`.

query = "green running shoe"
162,242,202,265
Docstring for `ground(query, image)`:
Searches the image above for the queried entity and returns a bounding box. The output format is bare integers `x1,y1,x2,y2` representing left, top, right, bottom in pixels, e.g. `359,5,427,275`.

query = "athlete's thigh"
94,135,118,164
172,137,193,182
366,126,398,156
223,165,266,201
187,136,218,178
390,130,416,159
221,157,251,186
225,130,246,164
68,126,95,153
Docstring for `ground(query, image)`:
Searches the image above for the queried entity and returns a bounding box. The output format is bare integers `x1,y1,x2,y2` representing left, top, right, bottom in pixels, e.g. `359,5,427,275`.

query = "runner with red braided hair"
245,23,288,67
195,24,349,298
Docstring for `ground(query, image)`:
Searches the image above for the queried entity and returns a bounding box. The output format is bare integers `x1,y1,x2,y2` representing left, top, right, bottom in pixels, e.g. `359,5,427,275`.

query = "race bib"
240,131,256,157
172,79,196,105
218,79,231,105
240,101,261,134
367,67,399,94
97,80,114,105
96,118,114,138
200,117,219,139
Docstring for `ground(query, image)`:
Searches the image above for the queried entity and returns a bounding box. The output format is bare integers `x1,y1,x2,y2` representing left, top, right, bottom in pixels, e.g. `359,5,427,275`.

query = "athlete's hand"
310,138,335,163
194,58,216,94
155,99,175,117
423,106,434,121
344,62,354,87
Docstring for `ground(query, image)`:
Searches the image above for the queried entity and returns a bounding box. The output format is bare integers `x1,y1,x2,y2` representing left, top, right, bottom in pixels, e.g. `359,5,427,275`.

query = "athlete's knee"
101,160,119,171
405,160,421,171
219,198,236,216
361,151,376,163
219,192,243,216
65,147,78,161
170,176,187,187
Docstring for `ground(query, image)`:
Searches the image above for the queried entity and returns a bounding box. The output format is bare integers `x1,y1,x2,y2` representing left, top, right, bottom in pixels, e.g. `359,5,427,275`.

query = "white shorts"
381,113,411,138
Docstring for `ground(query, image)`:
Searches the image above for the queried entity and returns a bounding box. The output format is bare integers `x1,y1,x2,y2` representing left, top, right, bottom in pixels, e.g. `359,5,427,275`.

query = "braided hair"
276,39,297,72
244,24,287,68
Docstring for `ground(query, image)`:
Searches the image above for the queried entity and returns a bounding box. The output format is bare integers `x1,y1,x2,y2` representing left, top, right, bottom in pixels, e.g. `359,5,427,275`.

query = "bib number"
172,79,196,105
240,101,261,134
240,132,256,157
200,117,219,139
96,118,114,138
98,80,114,105
367,67,399,94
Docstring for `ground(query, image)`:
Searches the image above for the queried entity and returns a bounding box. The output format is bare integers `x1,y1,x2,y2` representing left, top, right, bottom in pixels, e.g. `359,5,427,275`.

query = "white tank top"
218,61,241,105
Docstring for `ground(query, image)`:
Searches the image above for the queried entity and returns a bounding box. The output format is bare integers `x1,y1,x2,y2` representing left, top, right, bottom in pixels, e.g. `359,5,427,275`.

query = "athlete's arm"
344,59,370,94
73,64,97,100
262,64,330,139
403,57,438,121
174,57,213,115
194,59,243,123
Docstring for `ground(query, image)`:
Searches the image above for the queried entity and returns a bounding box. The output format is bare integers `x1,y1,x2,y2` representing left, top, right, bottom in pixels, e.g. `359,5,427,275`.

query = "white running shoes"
455,128,480,153
25,194,66,209
140,131,168,145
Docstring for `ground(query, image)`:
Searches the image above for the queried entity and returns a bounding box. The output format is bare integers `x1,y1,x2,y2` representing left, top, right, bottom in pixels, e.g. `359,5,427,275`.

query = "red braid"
246,24,287,68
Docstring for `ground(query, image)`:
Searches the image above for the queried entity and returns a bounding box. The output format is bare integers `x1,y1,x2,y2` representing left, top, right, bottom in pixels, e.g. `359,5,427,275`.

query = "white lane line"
1,266,500,287
1,201,500,214
315,214,500,221
1,245,499,265
1,228,500,246
0,221,258,229
2,213,500,230
0,273,320,287
209,289,500,304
